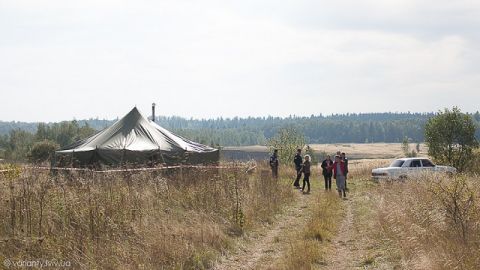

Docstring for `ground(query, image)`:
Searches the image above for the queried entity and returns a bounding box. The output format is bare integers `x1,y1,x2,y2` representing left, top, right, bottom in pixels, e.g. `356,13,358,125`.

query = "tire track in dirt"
321,196,358,269
214,190,315,270
319,181,391,270
215,180,392,270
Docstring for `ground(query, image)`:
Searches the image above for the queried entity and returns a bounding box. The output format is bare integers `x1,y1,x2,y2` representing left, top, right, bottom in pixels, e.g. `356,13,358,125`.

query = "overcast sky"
1,0,479,122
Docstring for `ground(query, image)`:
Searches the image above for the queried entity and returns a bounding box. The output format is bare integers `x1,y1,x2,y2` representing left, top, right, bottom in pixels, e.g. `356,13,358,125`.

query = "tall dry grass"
274,159,385,269
0,163,294,269
277,192,342,270
348,159,480,269
347,159,391,179
467,149,480,175
375,174,480,269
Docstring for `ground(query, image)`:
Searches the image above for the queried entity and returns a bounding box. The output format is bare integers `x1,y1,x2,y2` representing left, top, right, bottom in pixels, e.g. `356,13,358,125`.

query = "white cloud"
0,0,479,121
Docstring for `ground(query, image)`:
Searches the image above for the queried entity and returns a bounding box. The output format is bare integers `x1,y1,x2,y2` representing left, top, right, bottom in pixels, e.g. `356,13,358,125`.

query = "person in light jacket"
301,155,311,194
332,155,346,198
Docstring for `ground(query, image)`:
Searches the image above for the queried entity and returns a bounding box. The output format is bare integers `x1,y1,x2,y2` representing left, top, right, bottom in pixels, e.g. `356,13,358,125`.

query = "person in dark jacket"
293,149,303,188
341,152,349,190
270,149,279,178
321,155,333,190
301,155,311,194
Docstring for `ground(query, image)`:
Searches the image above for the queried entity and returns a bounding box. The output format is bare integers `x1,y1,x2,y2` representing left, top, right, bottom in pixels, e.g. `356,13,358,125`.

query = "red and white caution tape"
1,164,248,174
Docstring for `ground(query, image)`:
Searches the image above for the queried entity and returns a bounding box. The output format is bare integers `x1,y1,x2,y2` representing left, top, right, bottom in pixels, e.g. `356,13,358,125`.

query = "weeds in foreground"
0,164,294,269
278,192,343,270
376,174,480,269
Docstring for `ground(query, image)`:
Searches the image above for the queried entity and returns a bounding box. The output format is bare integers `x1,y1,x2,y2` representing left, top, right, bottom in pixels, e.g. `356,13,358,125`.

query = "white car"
371,157,456,181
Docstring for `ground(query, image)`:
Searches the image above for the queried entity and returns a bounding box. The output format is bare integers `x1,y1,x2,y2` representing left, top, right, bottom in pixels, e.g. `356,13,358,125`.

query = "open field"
0,164,295,269
222,143,428,160
309,143,428,159
2,159,479,270
216,159,480,269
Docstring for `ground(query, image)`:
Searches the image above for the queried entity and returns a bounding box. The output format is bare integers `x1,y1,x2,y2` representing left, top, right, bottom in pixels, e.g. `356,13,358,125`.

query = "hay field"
224,143,428,160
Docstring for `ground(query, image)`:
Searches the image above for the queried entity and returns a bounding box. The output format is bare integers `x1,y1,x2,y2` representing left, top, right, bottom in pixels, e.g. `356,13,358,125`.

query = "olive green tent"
55,107,219,167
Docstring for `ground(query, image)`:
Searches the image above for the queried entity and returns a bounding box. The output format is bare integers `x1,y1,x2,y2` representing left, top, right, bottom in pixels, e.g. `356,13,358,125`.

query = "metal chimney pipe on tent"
152,103,156,122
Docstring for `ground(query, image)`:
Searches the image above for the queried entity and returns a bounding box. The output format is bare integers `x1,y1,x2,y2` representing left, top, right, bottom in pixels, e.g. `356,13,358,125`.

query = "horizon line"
2,109,479,124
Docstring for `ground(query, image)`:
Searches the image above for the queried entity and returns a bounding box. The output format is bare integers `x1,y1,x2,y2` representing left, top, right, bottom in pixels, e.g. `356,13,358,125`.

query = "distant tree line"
0,121,96,162
0,119,111,136
1,112,479,161
156,112,480,146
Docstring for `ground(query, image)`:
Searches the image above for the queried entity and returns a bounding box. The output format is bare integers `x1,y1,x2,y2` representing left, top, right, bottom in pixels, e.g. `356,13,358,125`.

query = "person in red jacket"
321,155,334,190
332,155,347,198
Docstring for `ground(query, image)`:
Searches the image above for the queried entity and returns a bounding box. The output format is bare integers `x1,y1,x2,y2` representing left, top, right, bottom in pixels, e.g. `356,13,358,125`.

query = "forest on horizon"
1,111,480,149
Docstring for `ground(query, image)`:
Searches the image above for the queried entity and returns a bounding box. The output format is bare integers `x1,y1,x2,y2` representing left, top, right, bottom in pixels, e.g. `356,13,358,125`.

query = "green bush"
425,107,478,172
28,140,59,164
267,127,306,165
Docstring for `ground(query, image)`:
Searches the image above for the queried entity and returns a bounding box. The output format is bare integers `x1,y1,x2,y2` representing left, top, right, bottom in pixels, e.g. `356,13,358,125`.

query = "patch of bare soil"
319,181,398,269
215,179,398,270
213,190,315,270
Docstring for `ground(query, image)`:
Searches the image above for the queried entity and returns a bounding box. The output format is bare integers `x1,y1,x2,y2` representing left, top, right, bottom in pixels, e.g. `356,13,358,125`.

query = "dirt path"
214,190,315,270
321,196,361,269
319,181,390,269
214,180,392,270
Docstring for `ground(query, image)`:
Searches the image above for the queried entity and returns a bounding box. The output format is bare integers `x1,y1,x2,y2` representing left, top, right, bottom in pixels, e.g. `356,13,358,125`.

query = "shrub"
268,127,306,165
28,140,59,164
429,176,477,242
425,107,478,172
376,174,480,269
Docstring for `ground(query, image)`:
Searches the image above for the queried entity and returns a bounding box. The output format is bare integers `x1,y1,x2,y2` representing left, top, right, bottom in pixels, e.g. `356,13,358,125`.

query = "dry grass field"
373,174,480,269
309,143,428,159
216,159,480,269
224,143,428,160
0,164,295,269
2,158,479,270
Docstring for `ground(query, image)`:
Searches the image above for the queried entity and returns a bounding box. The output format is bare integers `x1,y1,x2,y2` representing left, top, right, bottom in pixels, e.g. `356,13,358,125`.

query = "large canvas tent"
54,107,219,167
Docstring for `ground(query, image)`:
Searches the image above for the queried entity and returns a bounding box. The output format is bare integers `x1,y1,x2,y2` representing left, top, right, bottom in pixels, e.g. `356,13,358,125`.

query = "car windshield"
389,160,405,167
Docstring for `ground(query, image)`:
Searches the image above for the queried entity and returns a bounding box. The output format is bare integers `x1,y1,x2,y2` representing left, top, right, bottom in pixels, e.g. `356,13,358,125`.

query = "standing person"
293,149,303,188
321,155,333,190
332,155,346,198
270,149,279,179
301,155,311,194
341,152,349,191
